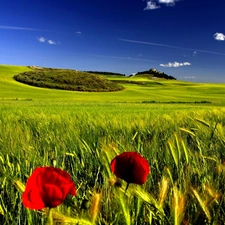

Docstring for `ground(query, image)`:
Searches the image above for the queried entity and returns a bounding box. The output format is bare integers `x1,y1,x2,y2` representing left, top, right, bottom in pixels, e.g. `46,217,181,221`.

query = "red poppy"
111,152,150,185
22,166,76,210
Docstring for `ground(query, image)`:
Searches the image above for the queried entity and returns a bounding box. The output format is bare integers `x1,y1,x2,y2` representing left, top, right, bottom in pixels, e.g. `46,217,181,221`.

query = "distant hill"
132,68,176,80
84,71,126,76
13,68,124,92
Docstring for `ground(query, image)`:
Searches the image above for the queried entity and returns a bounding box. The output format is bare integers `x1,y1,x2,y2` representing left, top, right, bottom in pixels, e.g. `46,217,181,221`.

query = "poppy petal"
41,167,74,187
24,167,43,191
59,182,77,198
111,156,131,183
41,184,63,208
22,166,76,210
22,187,45,210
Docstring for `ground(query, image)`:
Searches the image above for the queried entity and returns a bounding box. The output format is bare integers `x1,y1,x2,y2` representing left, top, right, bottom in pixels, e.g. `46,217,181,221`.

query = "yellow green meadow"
1,64,225,224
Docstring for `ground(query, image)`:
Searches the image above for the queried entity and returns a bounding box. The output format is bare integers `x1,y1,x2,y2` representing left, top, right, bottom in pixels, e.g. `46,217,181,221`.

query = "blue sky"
0,0,225,82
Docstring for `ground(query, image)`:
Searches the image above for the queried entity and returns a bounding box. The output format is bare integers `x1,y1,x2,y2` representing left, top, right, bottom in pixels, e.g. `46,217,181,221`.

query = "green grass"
1,64,225,224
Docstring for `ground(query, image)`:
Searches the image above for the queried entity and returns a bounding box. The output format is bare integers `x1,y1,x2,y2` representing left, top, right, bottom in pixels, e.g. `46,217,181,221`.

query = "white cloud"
160,61,191,67
144,1,160,10
38,36,46,43
76,31,82,34
38,37,57,45
184,76,196,79
144,0,179,10
214,32,225,41
159,0,174,2
158,0,178,5
48,40,56,45
0,25,43,31
193,51,197,56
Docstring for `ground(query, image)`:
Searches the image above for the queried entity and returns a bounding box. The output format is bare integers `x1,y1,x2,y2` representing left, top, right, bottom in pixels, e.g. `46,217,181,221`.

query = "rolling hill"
1,64,225,105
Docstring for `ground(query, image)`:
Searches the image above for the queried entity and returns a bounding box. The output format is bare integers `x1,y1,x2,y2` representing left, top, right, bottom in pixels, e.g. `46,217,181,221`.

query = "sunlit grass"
1,65,225,224
0,107,225,224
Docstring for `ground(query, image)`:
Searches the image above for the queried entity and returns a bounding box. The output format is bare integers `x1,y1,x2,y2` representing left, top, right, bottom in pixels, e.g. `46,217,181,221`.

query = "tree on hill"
135,68,176,80
84,71,126,76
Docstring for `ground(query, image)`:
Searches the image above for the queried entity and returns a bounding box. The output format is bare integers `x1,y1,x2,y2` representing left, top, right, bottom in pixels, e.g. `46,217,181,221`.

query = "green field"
1,64,225,224
1,64,225,105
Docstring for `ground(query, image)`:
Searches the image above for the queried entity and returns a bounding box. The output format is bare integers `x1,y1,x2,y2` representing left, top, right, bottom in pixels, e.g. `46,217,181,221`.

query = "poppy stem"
125,182,130,194
45,208,53,225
